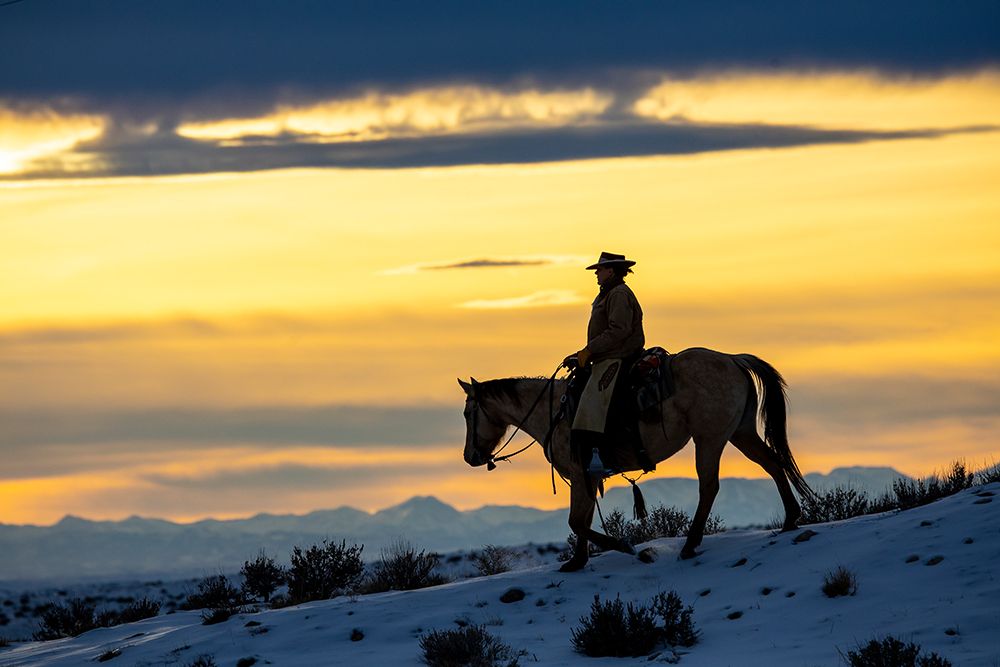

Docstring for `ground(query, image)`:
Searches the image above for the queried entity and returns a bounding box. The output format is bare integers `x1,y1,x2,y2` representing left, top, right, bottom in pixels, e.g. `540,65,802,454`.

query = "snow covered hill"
0,467,905,583
3,482,995,666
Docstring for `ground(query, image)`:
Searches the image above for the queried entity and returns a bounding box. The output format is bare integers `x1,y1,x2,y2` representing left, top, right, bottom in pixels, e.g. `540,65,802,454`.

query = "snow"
2,484,997,666
0,467,908,584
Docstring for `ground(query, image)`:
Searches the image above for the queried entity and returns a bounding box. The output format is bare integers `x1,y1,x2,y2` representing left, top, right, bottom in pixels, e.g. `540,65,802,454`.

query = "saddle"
631,346,675,420
564,347,674,473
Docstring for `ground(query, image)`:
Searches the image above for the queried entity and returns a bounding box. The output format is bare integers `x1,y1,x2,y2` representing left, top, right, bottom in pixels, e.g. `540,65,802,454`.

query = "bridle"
467,364,568,471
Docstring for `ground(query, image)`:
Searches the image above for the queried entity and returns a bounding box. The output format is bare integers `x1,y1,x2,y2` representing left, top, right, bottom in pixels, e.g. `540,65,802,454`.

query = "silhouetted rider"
564,252,645,480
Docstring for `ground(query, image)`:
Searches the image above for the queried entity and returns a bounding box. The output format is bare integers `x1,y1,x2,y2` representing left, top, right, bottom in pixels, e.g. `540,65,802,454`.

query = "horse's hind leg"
730,427,801,531
680,438,725,560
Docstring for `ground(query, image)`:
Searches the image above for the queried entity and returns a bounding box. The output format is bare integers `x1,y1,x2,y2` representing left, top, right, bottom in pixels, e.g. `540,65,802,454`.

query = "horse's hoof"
559,560,587,573
679,547,698,560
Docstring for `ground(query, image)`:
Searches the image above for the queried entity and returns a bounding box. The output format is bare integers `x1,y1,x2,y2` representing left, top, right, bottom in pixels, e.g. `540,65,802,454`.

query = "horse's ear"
458,378,474,395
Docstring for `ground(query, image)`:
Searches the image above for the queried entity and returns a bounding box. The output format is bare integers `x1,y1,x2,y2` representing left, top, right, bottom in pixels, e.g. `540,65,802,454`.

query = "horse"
459,347,815,571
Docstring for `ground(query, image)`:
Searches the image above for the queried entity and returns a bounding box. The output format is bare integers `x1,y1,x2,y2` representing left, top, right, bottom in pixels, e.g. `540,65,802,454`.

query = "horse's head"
458,378,508,468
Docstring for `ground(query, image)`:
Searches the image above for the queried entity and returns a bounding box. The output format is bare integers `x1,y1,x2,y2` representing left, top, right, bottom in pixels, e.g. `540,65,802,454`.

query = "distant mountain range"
0,467,905,583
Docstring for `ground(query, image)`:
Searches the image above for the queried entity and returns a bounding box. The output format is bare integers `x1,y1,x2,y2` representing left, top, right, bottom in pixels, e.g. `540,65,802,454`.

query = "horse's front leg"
559,479,597,572
559,479,635,572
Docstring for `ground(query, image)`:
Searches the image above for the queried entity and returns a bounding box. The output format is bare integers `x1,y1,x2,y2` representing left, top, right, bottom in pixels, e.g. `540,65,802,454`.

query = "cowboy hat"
585,251,636,270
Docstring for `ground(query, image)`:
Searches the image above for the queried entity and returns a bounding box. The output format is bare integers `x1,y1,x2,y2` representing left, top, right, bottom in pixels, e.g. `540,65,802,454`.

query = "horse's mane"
477,377,546,407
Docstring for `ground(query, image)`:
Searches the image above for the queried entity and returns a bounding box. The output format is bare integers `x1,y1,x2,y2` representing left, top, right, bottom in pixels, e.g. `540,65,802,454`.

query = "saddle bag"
630,347,674,419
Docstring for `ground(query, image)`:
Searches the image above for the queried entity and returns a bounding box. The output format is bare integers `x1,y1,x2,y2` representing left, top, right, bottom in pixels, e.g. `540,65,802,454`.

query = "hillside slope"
3,483,995,666
0,467,906,583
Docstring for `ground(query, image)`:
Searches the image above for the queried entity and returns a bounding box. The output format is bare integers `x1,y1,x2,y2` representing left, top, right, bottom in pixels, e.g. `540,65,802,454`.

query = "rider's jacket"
586,279,644,364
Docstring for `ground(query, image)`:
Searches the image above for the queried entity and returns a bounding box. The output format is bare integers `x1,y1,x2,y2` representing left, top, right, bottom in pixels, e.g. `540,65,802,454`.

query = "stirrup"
587,447,615,478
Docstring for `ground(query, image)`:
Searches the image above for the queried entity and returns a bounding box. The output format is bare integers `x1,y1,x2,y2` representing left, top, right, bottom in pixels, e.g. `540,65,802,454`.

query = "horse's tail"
732,354,816,502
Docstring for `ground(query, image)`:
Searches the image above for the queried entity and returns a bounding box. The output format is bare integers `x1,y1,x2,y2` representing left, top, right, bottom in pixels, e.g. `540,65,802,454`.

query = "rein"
471,364,648,507
472,364,566,471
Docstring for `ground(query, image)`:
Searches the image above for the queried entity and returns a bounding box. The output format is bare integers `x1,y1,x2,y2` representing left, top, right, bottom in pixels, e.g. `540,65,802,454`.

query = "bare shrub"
801,486,871,524
419,625,523,667
822,566,859,598
116,597,161,624
888,461,976,511
32,594,161,640
200,608,235,625
472,545,516,577
843,636,952,666
566,505,724,554
33,599,99,640
977,461,1000,485
187,656,217,667
181,575,244,612
941,460,976,494
240,550,286,603
650,590,699,648
571,594,659,657
364,540,447,593
571,590,699,658
286,539,364,604
95,609,121,627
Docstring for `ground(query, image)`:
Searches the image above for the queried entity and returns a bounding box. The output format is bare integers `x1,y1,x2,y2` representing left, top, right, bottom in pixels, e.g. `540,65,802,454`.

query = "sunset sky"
2,1,999,525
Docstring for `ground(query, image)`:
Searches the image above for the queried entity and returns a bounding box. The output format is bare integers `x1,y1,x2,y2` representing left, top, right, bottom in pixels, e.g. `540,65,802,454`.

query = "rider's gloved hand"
562,352,578,368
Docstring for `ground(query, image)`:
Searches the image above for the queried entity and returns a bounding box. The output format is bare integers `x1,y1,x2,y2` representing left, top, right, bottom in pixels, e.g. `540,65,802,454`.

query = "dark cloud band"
8,120,993,181
1,1,997,98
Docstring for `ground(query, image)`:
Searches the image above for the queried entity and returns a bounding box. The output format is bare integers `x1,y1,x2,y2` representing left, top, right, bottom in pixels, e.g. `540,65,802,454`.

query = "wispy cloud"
0,106,105,174
427,259,548,270
381,255,584,275
458,289,583,310
633,70,1000,131
177,85,613,143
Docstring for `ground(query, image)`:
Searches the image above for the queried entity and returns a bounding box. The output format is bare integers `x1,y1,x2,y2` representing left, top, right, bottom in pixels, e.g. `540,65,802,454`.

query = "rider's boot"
572,429,612,497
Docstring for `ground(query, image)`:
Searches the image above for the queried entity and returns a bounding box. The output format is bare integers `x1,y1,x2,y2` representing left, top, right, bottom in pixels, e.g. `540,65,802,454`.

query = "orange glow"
3,131,998,325
2,72,999,525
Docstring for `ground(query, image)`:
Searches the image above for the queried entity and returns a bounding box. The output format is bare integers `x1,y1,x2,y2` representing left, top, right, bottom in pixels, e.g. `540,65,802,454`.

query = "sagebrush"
286,539,365,603
33,595,161,641
241,550,286,603
802,460,987,526
801,486,871,524
33,599,100,640
843,636,952,667
181,575,244,612
563,504,723,558
364,540,447,593
472,545,516,577
419,624,523,667
571,591,699,658
116,597,161,624
977,461,1000,485
186,656,218,667
822,566,859,598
